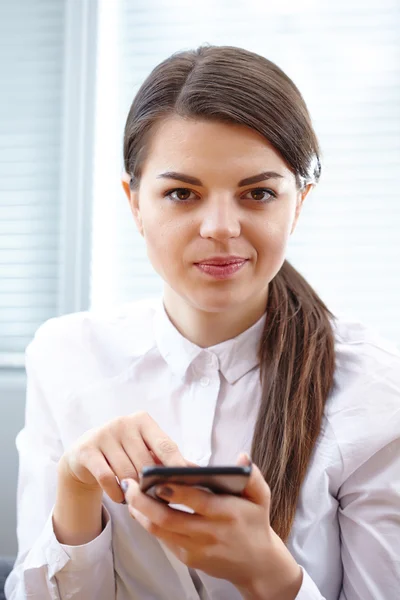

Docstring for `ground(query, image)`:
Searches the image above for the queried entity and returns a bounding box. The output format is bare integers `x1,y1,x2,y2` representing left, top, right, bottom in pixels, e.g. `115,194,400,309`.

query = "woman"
5,45,400,600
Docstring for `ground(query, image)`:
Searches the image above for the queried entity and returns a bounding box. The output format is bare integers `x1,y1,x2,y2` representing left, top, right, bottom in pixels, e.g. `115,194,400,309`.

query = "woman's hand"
58,411,190,504
122,453,303,600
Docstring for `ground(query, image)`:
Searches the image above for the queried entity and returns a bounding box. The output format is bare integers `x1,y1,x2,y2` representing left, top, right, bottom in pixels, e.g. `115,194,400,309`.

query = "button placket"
184,352,220,464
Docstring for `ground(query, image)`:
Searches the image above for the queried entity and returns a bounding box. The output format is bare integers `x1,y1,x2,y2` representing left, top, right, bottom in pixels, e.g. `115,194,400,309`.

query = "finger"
237,453,271,509
185,459,200,467
154,483,232,519
128,505,201,556
160,537,206,570
122,479,216,540
121,436,159,477
84,448,126,503
100,438,138,480
139,414,187,466
149,450,196,466
149,450,163,465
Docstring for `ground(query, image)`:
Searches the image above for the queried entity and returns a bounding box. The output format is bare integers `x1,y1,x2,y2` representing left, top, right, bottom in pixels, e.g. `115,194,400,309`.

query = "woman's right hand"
58,411,190,504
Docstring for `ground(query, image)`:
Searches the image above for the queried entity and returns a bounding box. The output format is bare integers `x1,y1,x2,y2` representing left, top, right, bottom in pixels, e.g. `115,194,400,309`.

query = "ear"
121,172,144,237
290,183,314,235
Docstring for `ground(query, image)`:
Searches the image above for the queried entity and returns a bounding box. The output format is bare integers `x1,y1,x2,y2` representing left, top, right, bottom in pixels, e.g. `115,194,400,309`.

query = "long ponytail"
252,260,336,541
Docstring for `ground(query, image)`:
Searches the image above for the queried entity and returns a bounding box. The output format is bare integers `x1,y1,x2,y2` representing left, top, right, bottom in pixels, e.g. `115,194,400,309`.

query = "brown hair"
123,45,336,542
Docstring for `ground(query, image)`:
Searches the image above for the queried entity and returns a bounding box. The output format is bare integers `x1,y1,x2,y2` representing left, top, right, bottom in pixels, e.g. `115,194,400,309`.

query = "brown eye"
164,188,196,202
244,188,276,203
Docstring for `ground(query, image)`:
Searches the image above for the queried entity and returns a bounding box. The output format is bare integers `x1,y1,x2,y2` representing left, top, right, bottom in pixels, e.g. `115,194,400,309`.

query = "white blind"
91,0,400,346
0,0,66,364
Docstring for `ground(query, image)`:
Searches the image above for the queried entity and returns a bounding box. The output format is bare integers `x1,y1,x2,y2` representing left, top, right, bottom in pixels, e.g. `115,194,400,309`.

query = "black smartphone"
139,465,252,501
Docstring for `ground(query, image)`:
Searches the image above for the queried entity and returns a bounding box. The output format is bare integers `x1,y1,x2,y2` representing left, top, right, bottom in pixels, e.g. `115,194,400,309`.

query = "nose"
199,196,241,240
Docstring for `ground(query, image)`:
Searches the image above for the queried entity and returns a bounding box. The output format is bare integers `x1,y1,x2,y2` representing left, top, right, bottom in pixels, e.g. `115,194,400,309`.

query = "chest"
56,357,262,465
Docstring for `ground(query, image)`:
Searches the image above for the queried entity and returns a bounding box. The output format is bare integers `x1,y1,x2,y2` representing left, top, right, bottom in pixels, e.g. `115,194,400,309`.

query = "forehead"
141,115,294,181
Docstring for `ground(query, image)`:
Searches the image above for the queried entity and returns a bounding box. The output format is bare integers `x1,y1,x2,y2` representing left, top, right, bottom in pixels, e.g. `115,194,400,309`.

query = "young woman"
6,45,400,600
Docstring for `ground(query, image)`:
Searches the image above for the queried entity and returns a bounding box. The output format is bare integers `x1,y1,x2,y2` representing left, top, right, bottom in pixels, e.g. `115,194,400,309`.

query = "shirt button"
200,376,210,387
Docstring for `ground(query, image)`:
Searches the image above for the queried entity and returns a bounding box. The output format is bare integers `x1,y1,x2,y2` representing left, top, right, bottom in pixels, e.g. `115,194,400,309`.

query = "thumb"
237,452,271,509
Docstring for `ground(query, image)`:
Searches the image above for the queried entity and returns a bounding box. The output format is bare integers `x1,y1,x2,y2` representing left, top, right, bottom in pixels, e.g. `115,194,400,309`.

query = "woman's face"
123,115,313,317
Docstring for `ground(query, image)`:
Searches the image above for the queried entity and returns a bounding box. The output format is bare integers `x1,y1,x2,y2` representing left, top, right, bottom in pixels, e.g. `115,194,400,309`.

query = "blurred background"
0,0,399,557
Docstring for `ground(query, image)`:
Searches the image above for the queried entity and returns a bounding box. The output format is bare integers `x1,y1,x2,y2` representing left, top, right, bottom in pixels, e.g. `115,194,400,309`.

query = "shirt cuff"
56,504,113,573
24,503,113,580
294,566,325,600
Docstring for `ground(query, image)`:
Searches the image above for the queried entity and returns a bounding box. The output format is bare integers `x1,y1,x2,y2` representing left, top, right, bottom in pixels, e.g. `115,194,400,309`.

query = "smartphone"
139,465,252,501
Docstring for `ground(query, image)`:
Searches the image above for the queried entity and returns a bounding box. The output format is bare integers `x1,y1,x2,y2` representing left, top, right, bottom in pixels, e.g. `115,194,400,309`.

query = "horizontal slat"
0,100,62,120
0,234,59,249
0,205,59,221
123,0,399,13
0,147,60,163
0,293,57,308
0,163,63,178
0,65,64,80
0,279,57,293
123,7,399,26
0,353,26,369
0,221,60,234
0,248,59,263
0,307,55,322
0,337,37,353
0,26,63,43
0,194,60,207
0,118,63,135
0,134,61,149
0,264,58,277
0,175,59,189
0,29,64,45
1,0,63,14
1,321,52,336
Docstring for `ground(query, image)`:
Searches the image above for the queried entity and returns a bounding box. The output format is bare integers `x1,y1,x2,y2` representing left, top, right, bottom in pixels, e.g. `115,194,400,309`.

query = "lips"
195,256,248,266
194,257,249,280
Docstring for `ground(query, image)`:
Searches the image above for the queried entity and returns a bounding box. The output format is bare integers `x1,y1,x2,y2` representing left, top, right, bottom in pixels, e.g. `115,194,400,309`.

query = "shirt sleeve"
336,435,400,599
5,326,116,600
295,353,400,599
294,567,327,599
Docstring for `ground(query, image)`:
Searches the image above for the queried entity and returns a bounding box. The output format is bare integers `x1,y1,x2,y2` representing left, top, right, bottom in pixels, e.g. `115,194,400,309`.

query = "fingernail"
243,453,252,465
121,479,129,493
156,485,173,498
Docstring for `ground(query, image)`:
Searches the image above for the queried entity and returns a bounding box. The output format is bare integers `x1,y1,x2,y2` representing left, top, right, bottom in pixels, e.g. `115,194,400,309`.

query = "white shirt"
5,296,400,600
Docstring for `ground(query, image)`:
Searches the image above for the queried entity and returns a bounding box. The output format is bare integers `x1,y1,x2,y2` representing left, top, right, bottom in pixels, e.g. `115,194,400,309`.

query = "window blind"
91,0,400,346
0,0,66,365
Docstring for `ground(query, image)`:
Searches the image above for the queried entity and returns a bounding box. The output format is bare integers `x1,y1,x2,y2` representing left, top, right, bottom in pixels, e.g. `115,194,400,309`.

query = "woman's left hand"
122,453,303,600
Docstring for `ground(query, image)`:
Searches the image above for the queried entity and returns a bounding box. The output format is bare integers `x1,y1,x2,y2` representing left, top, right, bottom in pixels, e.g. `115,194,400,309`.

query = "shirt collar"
153,299,266,384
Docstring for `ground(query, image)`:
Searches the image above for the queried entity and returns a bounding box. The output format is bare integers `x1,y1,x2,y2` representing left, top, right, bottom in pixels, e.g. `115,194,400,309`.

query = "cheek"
252,217,292,262
142,213,189,273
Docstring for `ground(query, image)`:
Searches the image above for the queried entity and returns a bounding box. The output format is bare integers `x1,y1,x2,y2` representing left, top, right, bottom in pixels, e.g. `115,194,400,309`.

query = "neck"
162,286,268,348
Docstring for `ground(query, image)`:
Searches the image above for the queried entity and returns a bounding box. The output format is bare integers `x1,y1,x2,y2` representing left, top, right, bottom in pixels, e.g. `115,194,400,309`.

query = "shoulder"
29,296,160,353
25,297,161,393
332,315,400,368
327,315,400,478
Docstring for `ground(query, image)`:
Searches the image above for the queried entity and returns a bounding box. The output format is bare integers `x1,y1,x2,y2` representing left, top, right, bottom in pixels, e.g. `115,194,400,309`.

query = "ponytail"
252,260,336,542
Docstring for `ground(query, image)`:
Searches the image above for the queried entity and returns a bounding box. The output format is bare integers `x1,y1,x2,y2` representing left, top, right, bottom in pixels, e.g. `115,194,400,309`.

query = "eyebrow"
156,170,285,187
